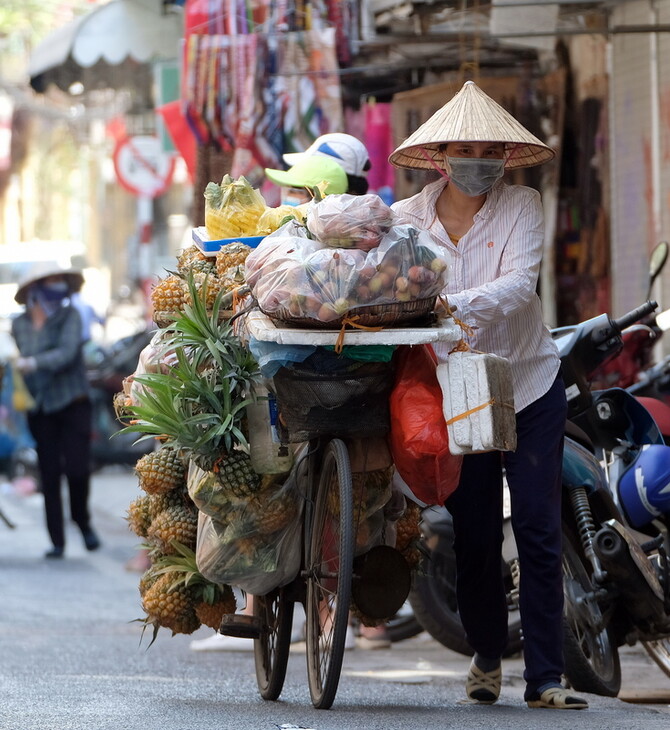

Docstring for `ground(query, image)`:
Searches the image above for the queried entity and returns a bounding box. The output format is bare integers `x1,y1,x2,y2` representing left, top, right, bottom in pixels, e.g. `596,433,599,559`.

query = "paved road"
1,466,669,730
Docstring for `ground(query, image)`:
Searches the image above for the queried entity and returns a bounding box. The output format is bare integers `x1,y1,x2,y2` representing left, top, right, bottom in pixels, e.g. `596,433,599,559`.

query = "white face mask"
281,194,304,207
444,156,505,197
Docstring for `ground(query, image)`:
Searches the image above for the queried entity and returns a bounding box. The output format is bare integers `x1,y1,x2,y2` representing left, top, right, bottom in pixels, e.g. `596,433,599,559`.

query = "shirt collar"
422,177,505,224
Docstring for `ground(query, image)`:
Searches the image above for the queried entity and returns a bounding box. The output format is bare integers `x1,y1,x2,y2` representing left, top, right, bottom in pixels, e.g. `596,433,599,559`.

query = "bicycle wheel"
305,438,354,710
253,589,294,701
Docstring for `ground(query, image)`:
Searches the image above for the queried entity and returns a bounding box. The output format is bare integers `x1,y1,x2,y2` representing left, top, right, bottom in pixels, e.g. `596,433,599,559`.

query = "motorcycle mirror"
647,241,669,298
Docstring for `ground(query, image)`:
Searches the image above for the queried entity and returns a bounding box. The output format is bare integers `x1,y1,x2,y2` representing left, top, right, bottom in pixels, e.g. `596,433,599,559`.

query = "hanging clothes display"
182,0,350,179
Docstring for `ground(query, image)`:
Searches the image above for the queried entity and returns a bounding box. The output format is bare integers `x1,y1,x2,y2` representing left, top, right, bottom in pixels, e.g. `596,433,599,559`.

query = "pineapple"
183,271,221,310
147,485,190,521
247,489,297,534
127,495,153,538
138,568,158,598
217,264,246,295
142,573,201,635
113,391,134,426
177,244,209,272
195,584,237,629
147,502,198,554
144,542,235,634
395,500,422,570
204,175,266,240
151,274,186,326
255,204,306,236
206,450,262,501
215,241,252,278
135,447,187,495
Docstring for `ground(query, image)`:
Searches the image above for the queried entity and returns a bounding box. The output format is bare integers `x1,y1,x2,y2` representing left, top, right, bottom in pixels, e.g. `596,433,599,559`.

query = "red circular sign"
113,135,175,198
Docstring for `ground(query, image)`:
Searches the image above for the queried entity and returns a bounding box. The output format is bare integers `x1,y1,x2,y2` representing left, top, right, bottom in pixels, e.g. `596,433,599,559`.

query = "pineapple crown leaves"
148,541,231,605
204,181,225,210
120,349,251,455
159,270,256,377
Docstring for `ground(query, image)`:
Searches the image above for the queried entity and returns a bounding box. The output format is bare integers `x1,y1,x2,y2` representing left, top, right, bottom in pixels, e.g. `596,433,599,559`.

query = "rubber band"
334,315,384,354
444,397,514,426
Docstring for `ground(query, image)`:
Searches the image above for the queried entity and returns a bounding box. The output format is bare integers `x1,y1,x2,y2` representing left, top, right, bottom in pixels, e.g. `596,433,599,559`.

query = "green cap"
264,156,348,194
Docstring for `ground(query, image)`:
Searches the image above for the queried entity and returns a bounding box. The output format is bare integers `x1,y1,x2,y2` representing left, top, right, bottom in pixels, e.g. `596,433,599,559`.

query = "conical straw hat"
389,80,555,170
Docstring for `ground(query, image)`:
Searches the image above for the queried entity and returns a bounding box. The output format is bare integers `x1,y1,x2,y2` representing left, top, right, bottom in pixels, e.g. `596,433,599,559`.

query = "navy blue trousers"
445,373,567,698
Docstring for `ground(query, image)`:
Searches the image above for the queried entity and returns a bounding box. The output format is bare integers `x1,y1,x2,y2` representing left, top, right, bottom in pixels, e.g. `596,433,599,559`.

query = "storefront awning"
29,0,182,93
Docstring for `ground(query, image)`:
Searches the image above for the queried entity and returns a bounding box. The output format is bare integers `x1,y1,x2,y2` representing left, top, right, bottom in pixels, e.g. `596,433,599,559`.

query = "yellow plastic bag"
12,366,35,412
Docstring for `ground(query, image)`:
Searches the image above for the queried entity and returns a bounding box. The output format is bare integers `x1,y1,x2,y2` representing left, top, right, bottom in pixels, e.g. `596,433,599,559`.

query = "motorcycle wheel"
408,534,523,657
642,639,670,678
562,532,621,697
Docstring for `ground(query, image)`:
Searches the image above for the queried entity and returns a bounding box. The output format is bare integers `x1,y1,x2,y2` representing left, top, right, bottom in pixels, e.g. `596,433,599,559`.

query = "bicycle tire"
253,588,294,701
305,438,354,710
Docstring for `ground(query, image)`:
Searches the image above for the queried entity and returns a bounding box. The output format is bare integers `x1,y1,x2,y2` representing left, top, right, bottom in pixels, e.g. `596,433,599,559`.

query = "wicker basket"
273,359,395,442
262,297,437,330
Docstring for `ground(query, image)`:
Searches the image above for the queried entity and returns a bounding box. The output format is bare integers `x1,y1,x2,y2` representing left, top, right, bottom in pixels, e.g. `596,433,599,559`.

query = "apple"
394,276,409,293
333,297,350,315
317,303,339,322
431,257,448,275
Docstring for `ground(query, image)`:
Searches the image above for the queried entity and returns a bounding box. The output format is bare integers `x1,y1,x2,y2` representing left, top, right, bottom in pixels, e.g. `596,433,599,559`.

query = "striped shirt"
392,178,559,412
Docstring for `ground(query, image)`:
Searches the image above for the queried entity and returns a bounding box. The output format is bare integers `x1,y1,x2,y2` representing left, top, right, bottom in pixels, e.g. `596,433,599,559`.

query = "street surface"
1,466,670,730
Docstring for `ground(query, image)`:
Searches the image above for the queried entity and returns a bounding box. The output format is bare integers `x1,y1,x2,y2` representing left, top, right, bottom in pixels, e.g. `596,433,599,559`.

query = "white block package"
437,351,517,454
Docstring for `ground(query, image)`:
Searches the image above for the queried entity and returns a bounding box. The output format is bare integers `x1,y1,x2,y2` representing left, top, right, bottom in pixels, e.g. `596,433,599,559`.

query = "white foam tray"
244,308,462,346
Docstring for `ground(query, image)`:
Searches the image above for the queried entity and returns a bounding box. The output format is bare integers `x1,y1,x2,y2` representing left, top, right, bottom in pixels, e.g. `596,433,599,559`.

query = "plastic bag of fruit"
247,224,367,322
194,467,303,595
355,224,449,305
306,193,394,251
247,221,449,325
244,219,318,289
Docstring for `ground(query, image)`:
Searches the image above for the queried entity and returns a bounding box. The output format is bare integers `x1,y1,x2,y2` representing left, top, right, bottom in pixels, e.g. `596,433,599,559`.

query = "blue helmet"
618,444,670,528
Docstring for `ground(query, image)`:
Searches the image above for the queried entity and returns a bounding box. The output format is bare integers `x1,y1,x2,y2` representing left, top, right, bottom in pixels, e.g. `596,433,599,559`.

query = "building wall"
610,0,670,317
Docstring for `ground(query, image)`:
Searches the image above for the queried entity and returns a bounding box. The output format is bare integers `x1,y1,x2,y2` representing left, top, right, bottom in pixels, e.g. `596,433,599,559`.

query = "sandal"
526,685,588,710
466,658,502,704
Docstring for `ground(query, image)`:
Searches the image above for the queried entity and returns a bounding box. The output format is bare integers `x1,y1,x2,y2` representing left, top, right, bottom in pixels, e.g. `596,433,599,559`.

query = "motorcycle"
552,291,670,695
408,487,523,657
85,328,154,470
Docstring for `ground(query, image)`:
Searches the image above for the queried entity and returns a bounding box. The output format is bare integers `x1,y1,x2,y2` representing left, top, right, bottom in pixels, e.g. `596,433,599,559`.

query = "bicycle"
244,308,460,709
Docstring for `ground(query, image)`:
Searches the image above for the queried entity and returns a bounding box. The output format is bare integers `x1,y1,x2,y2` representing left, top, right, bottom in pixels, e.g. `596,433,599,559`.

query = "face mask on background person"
37,280,70,301
444,156,505,197
282,193,305,207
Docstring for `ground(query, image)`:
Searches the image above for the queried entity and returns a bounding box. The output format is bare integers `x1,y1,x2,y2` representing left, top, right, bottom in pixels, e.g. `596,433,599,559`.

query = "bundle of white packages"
437,351,517,454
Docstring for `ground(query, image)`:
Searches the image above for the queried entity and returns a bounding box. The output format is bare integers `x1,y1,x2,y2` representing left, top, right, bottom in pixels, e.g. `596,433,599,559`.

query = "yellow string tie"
334,315,384,354
444,397,514,426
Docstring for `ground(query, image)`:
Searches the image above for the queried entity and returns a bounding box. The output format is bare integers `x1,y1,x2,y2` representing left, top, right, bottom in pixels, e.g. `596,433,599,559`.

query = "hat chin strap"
419,147,450,181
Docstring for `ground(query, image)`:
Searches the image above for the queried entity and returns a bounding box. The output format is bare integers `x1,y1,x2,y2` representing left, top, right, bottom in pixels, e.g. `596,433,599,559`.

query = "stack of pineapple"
151,241,252,328
122,272,297,637
127,445,236,636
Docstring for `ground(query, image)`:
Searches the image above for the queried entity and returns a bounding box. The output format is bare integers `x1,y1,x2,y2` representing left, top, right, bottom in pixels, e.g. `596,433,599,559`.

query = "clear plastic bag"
127,330,176,406
193,467,304,595
247,222,449,325
306,193,394,251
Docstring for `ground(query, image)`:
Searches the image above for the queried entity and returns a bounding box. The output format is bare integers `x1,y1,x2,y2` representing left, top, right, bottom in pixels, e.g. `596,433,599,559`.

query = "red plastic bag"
389,345,463,504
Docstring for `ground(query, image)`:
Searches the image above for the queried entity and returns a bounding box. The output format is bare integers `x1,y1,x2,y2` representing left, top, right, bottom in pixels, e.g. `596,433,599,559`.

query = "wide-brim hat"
389,80,555,171
265,156,348,194
15,261,84,304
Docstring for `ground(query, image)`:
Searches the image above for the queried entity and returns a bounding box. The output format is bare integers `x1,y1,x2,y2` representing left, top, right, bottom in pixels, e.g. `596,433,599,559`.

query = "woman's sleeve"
32,308,84,372
447,190,545,328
